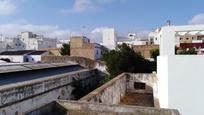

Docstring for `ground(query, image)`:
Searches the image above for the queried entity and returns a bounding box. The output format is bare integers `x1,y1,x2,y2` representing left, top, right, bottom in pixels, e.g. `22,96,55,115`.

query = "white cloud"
91,27,109,33
73,0,95,12
0,23,73,39
0,23,107,42
90,27,111,43
0,0,16,15
96,0,126,4
60,0,126,14
60,0,96,14
188,13,204,25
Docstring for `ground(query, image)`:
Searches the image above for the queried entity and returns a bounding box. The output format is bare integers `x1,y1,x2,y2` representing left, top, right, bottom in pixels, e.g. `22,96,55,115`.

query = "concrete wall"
57,100,180,115
126,73,159,107
158,55,204,115
0,69,100,115
102,28,117,50
80,73,126,105
157,24,204,115
80,73,158,107
0,55,24,63
71,48,95,60
42,56,108,74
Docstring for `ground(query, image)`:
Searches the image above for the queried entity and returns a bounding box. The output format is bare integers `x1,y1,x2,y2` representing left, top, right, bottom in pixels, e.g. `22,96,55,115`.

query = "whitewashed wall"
0,55,24,63
158,55,204,115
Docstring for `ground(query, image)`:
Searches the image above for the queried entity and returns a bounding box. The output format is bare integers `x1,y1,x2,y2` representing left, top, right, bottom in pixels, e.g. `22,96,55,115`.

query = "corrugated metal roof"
0,50,35,55
0,62,78,74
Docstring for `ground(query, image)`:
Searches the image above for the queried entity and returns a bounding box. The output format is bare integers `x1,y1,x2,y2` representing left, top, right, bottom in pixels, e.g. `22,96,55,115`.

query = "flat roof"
28,51,47,55
0,62,78,74
0,50,34,55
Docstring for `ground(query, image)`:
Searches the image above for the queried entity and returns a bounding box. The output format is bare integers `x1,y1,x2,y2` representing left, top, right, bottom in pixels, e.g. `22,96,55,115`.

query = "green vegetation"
178,48,197,55
150,49,159,61
101,43,156,82
60,43,70,56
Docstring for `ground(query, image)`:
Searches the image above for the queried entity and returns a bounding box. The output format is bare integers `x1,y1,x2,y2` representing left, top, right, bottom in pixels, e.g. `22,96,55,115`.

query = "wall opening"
134,82,146,90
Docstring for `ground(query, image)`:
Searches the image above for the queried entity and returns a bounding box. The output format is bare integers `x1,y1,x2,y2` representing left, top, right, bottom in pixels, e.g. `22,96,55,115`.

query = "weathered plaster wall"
41,56,108,74
80,73,159,107
58,100,181,115
0,69,100,115
80,73,126,105
126,73,159,107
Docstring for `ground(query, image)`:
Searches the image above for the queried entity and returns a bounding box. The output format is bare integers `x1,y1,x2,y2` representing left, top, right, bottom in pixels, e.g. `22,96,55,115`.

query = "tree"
179,48,197,55
102,43,156,78
60,43,70,55
150,49,159,61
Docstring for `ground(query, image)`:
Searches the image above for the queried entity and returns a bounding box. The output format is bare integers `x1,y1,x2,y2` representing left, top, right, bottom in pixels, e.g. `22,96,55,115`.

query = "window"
134,82,146,90
186,38,189,40
180,38,183,40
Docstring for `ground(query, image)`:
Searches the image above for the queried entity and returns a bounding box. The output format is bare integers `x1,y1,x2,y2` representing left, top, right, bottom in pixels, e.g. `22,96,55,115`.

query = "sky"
0,0,204,42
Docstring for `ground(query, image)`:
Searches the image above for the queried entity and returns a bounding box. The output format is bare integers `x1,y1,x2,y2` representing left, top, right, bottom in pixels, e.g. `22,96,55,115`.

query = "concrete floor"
120,92,154,107
0,65,84,86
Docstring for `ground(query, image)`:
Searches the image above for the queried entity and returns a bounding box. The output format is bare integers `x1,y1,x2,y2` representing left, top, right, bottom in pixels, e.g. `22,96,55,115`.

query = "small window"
134,82,146,90
186,38,189,40
180,38,183,40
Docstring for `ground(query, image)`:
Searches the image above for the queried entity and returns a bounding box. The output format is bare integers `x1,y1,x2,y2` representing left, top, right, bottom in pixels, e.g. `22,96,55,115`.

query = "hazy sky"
0,0,204,42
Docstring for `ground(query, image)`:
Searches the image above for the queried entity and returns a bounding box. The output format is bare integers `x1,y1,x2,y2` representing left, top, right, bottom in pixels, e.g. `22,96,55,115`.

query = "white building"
0,50,48,63
102,28,147,50
148,28,161,45
19,32,57,50
117,34,147,46
148,24,204,46
0,32,57,52
157,24,204,115
27,51,49,62
102,28,117,50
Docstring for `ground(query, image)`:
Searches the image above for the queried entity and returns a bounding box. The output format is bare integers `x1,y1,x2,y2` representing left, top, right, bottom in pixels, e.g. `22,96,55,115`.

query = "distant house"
39,48,61,56
132,45,159,59
0,50,48,63
70,36,103,60
27,51,49,62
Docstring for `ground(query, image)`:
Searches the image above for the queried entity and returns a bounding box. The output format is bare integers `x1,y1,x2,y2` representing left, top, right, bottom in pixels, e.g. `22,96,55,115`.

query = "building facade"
102,28,148,50
148,25,204,46
132,45,159,59
19,32,57,50
156,24,204,115
102,28,117,50
0,50,48,63
0,32,57,52
70,36,102,60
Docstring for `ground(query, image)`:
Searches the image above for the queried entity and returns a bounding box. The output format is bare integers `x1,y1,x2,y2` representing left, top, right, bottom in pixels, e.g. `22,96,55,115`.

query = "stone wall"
80,73,126,105
42,56,107,74
80,73,159,107
132,45,159,59
58,100,181,115
0,69,100,115
71,48,95,60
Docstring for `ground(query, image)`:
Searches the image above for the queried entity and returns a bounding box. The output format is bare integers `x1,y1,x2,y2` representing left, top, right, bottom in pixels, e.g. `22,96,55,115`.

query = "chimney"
166,20,171,26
